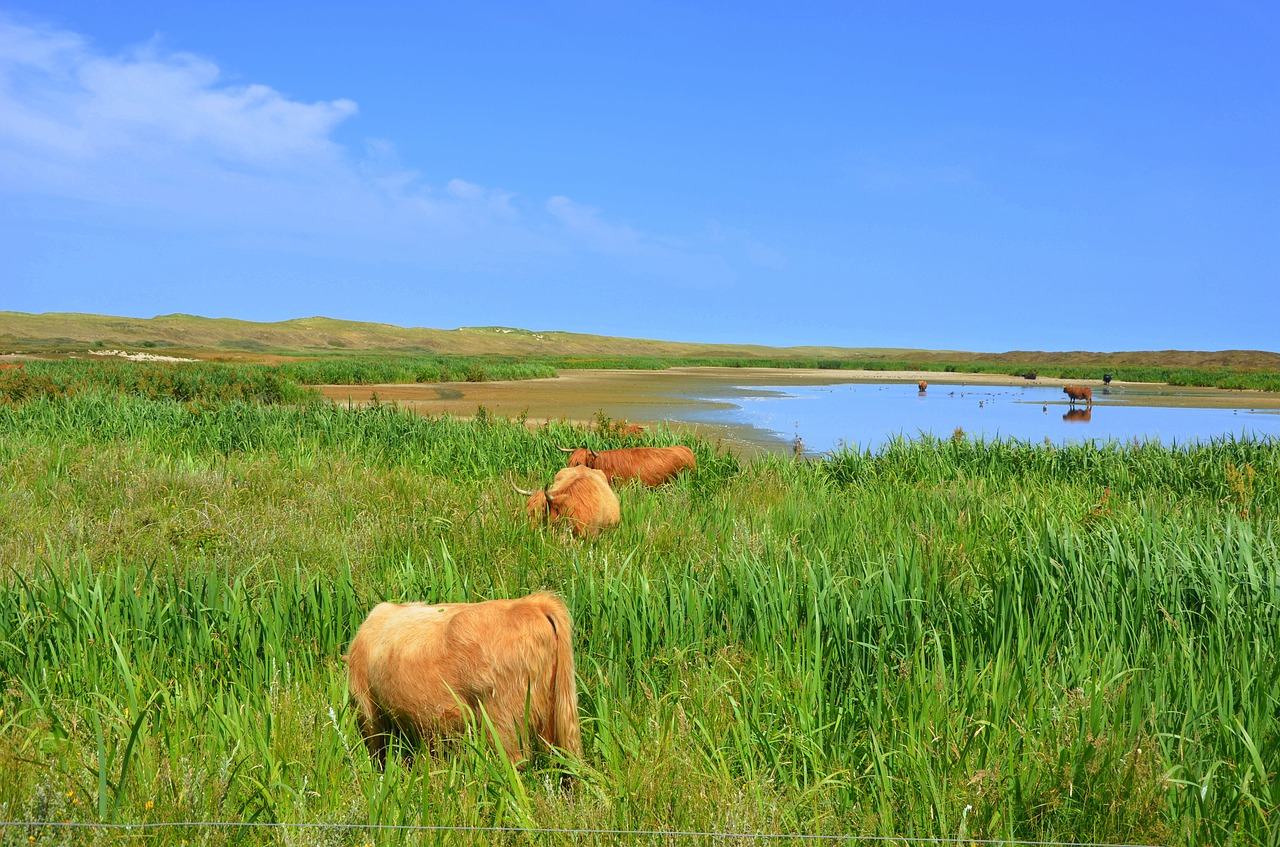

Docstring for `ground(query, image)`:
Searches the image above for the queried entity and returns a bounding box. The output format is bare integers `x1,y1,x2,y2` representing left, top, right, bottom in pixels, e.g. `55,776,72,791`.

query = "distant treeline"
2,354,1278,408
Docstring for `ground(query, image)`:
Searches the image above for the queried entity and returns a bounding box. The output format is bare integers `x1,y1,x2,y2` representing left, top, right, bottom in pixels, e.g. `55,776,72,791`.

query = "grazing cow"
345,592,582,768
515,465,620,536
917,380,927,393
1062,385,1093,408
557,445,696,486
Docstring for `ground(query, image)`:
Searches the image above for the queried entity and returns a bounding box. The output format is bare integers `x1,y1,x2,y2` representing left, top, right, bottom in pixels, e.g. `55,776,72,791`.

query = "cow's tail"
537,593,582,758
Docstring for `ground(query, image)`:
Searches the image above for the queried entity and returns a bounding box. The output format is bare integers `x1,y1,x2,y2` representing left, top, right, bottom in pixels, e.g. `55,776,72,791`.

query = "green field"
2,361,1279,845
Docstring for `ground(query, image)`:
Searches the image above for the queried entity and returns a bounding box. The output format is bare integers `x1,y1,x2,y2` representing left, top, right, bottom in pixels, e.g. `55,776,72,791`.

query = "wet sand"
318,367,1280,455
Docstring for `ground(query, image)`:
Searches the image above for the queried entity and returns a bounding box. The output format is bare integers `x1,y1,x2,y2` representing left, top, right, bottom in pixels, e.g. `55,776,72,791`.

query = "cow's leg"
358,713,393,770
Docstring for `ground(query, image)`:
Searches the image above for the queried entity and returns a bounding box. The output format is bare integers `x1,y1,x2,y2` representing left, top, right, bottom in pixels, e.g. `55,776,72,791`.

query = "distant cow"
1063,385,1093,408
557,445,696,486
345,592,582,768
0,363,24,371
515,465,620,536
597,418,646,437
917,380,927,393
1102,373,1113,385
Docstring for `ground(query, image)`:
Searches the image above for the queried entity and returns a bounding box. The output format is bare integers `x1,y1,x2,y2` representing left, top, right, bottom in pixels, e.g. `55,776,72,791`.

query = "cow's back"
550,467,619,535
596,446,696,486
346,594,582,762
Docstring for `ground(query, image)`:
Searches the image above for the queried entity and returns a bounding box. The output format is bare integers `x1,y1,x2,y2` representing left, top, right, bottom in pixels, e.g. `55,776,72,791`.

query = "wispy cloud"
0,14,744,283
0,19,354,173
546,195,647,254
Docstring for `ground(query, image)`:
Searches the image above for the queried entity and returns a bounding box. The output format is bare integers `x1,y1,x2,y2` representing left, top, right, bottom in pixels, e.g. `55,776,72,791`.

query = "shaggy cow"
917,380,927,393
1063,384,1093,408
345,592,582,768
557,445,696,486
515,465,620,536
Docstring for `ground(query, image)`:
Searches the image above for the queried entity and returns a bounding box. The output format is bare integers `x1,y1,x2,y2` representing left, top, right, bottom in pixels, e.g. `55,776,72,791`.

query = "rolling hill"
2,310,1277,370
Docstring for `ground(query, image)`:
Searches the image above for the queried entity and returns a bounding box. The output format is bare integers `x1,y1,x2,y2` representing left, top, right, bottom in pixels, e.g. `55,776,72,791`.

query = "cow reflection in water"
1063,408,1092,424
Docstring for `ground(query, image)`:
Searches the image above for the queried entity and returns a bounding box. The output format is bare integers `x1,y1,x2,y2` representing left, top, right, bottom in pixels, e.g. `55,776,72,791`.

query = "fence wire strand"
0,820,1169,847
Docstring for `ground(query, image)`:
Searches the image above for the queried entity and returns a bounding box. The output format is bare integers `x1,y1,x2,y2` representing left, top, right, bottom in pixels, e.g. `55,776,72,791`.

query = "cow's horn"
556,446,577,453
512,482,537,497
589,449,599,459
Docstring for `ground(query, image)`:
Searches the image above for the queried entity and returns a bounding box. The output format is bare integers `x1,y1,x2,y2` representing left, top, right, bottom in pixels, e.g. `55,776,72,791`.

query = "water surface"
681,381,1280,454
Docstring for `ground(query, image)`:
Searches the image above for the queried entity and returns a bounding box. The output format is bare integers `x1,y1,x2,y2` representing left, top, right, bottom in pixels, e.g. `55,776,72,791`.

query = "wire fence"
0,820,1171,847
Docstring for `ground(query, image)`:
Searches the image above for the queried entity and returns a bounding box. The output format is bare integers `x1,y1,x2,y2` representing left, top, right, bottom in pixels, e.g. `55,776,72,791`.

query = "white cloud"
546,195,646,254
0,19,355,168
0,13,741,290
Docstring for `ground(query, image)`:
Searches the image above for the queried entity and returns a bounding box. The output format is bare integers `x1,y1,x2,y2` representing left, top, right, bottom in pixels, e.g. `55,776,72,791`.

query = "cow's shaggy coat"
520,465,620,536
1063,385,1094,408
559,445,696,486
345,592,582,768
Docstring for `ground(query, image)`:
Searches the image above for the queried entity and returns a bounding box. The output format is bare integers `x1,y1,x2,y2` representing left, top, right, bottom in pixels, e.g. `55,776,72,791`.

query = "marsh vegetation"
1,360,1278,845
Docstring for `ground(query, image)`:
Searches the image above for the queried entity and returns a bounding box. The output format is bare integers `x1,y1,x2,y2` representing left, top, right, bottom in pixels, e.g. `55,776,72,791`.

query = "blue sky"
2,2,1277,352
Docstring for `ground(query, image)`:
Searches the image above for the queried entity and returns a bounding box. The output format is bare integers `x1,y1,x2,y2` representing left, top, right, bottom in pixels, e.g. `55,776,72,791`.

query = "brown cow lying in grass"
345,592,582,768
515,465,620,536
558,445,696,486
1063,384,1094,408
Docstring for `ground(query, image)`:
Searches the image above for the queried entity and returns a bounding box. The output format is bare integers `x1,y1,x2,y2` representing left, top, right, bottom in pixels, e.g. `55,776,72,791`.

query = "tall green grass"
275,355,557,385
1,392,1277,845
0,358,315,405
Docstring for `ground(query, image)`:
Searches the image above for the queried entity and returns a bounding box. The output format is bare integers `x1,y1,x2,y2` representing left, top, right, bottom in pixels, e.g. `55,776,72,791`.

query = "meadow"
1,361,1278,846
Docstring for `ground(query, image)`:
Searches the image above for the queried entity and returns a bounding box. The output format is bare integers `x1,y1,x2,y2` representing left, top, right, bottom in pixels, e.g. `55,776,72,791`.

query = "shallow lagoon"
682,381,1280,454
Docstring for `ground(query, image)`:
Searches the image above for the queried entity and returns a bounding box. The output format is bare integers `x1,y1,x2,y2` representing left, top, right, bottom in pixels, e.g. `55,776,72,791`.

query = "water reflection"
682,381,1280,454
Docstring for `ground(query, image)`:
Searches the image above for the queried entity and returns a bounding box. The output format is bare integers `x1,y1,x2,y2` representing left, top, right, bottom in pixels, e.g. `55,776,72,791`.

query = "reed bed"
1,391,1277,846
275,356,558,385
7,357,1277,406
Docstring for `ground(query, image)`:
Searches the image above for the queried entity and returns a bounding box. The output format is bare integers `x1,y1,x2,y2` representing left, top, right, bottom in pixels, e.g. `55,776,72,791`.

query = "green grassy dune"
5,310,1279,373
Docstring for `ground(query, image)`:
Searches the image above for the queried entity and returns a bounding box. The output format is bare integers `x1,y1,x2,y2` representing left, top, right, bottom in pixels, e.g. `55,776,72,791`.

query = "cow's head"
514,482,554,524
557,446,599,468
